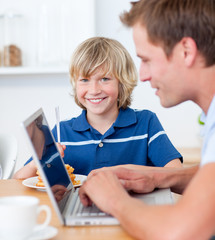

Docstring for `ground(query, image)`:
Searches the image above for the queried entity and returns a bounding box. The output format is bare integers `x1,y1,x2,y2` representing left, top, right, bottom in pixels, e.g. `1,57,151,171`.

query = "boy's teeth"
90,98,102,103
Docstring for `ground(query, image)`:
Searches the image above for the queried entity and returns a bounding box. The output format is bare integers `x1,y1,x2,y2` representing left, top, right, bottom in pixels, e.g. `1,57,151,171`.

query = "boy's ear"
180,37,197,67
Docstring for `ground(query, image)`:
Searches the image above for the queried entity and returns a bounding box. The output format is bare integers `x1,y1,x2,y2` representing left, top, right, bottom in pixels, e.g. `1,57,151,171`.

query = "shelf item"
0,10,24,67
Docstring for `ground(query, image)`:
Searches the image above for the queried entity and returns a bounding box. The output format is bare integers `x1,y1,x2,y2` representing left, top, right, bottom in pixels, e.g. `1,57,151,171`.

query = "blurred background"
0,0,202,171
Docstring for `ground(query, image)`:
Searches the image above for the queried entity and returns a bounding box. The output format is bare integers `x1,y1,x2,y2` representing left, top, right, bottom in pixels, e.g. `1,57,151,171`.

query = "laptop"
21,108,173,226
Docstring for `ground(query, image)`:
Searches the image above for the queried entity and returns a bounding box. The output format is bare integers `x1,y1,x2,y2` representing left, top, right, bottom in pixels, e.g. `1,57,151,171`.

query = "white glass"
37,1,61,66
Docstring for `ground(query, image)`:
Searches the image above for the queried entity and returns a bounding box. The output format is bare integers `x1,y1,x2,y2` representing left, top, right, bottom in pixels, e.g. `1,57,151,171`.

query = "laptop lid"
22,108,73,225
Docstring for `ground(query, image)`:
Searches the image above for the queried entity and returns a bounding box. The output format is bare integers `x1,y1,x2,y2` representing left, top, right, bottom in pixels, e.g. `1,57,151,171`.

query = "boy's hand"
56,143,66,158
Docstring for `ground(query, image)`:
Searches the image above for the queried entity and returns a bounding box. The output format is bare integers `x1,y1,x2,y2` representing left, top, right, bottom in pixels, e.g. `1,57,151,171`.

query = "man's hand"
79,170,129,215
114,167,157,193
89,167,157,194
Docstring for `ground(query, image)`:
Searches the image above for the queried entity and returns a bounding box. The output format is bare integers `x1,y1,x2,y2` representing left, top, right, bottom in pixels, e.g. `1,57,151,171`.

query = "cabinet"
0,0,95,72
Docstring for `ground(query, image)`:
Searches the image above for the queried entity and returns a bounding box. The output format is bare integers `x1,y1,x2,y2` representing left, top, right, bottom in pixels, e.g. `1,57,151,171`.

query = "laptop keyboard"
76,202,107,217
73,188,108,217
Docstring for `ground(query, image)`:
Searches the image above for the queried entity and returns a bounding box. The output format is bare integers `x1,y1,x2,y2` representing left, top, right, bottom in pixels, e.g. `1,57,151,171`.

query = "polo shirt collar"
72,110,91,131
72,107,137,132
113,107,137,128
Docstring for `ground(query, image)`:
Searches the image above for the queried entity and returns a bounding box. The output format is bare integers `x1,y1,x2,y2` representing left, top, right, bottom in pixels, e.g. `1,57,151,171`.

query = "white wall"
0,0,202,173
0,73,82,172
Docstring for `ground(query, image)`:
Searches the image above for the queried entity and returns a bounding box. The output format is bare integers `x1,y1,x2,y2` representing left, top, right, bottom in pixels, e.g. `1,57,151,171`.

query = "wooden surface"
0,179,133,240
0,149,201,239
177,147,201,166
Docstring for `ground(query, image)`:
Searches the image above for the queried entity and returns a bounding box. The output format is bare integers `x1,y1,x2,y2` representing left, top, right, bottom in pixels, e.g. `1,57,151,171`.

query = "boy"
13,37,181,179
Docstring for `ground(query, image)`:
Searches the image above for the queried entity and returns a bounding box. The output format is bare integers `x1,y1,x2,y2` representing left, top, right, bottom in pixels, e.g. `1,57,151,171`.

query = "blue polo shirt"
52,107,182,175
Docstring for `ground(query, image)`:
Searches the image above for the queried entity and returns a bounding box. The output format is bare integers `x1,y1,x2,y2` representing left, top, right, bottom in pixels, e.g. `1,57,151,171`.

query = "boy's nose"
89,81,102,94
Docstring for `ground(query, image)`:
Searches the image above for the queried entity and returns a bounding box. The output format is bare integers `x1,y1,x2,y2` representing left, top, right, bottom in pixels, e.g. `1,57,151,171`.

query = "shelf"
0,66,69,75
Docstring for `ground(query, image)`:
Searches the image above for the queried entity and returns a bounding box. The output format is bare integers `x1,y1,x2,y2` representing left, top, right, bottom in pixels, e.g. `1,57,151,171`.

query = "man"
79,0,215,239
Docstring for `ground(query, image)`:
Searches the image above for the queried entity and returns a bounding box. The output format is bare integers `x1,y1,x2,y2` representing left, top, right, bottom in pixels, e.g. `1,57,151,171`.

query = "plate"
22,177,46,191
22,174,87,191
72,174,87,187
29,225,58,240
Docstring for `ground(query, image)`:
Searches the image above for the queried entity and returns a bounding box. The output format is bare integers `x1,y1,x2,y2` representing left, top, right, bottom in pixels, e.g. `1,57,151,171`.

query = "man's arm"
89,164,198,194
122,158,183,169
157,165,199,194
115,165,198,194
79,163,215,240
88,158,182,182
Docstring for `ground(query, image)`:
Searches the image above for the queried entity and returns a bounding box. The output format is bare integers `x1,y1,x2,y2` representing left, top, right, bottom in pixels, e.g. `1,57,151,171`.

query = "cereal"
36,164,81,187
3,44,22,67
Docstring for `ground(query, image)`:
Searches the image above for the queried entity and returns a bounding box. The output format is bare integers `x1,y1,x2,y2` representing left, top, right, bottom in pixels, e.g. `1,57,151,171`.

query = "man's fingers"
114,167,138,180
88,167,109,179
120,179,136,191
120,179,155,193
87,169,98,179
79,184,93,206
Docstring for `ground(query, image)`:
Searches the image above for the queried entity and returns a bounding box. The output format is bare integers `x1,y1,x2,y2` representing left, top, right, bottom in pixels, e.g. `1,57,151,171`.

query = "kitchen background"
0,0,201,171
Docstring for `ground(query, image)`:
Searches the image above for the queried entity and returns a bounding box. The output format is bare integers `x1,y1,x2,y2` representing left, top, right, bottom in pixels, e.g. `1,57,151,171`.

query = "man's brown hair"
120,0,215,66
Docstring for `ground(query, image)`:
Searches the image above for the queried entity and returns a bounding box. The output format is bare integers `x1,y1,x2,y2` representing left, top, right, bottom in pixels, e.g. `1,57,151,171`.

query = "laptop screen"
22,108,73,217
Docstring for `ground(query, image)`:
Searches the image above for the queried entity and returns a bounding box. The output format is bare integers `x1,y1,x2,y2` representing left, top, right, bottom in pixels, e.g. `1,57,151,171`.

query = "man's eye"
142,58,149,63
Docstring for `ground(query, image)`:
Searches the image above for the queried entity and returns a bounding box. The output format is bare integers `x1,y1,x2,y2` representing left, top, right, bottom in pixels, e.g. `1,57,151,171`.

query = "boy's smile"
87,97,107,104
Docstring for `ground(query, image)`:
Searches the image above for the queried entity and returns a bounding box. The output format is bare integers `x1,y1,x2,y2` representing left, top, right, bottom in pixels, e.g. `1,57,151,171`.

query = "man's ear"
180,37,197,67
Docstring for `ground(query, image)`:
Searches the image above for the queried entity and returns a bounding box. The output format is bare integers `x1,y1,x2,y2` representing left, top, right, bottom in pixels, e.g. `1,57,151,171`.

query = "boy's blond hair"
69,37,137,109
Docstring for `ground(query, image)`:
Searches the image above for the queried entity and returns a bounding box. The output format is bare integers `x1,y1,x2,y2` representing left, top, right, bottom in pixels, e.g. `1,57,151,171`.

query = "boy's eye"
80,79,88,82
101,77,109,82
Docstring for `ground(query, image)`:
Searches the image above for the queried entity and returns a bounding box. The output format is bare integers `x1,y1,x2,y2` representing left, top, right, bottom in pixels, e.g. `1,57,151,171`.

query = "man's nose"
139,63,151,82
